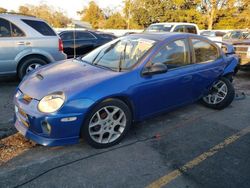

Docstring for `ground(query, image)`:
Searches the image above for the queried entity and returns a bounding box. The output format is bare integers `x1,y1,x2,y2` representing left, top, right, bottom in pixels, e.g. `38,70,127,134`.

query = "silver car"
0,13,67,79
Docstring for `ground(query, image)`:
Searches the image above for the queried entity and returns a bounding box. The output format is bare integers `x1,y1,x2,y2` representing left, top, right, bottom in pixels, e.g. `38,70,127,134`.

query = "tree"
0,7,7,13
78,1,105,29
18,4,71,28
198,0,236,29
104,12,127,29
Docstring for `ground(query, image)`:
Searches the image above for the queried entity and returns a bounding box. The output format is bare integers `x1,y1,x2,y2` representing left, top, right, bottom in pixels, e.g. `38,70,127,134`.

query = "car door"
76,31,97,56
134,38,198,119
189,37,227,99
60,31,74,58
0,18,26,74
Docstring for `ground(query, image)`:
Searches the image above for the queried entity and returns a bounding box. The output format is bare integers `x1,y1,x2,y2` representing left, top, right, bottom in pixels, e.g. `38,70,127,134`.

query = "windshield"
145,24,173,32
223,31,250,39
81,37,156,71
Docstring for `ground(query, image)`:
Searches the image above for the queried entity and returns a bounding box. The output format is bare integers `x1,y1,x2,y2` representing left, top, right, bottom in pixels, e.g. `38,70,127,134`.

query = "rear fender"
223,55,239,76
214,41,239,76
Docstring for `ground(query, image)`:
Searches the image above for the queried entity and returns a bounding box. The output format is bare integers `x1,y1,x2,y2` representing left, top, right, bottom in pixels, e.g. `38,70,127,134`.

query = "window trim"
184,25,197,34
76,31,97,40
188,37,221,64
143,38,192,72
21,19,56,36
0,18,26,38
60,31,97,41
10,21,26,37
173,25,186,33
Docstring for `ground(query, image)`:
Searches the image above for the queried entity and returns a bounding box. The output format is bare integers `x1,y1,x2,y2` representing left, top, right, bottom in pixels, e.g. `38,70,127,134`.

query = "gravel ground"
0,77,18,139
0,133,36,165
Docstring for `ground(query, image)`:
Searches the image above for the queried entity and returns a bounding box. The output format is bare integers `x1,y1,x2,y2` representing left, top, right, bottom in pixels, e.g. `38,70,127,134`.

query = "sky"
0,0,123,19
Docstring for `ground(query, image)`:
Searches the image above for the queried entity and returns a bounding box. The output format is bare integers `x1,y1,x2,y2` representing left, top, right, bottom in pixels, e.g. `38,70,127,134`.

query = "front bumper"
15,119,79,146
13,90,88,146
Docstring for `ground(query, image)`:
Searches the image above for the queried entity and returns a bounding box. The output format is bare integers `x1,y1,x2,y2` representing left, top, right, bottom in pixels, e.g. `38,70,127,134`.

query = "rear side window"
185,25,197,34
76,32,96,40
11,23,25,37
22,19,56,36
0,18,25,37
191,39,219,63
60,32,74,40
0,18,11,37
173,25,185,33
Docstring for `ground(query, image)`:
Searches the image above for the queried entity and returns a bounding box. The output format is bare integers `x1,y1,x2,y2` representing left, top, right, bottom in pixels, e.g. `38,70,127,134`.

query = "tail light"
59,38,64,52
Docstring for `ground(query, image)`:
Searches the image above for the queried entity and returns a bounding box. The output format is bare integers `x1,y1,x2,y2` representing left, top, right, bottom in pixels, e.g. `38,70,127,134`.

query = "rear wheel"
18,57,47,79
81,99,132,148
201,77,235,110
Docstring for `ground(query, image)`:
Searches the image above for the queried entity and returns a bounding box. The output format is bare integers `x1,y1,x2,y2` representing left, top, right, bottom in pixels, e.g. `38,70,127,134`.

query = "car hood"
233,40,250,45
223,39,250,45
19,59,118,100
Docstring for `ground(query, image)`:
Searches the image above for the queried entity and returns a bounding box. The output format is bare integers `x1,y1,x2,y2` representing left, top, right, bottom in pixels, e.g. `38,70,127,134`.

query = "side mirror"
142,63,168,76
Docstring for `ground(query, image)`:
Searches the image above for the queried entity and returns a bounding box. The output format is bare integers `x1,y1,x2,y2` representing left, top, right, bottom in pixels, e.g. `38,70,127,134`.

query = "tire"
81,99,132,148
201,77,235,110
18,57,47,80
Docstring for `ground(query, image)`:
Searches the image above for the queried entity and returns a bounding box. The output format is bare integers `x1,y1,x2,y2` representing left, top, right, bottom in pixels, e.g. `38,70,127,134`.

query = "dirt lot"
0,71,250,188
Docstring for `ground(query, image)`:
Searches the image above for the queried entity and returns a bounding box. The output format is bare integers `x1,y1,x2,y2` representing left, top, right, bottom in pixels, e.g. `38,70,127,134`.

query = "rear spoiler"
214,41,235,55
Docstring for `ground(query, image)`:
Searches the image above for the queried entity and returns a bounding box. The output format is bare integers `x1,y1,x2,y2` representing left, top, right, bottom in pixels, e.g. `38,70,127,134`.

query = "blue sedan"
14,33,239,148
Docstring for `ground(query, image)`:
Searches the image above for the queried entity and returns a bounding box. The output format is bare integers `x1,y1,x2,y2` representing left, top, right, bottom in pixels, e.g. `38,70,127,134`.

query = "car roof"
127,32,198,42
150,22,198,26
0,13,43,21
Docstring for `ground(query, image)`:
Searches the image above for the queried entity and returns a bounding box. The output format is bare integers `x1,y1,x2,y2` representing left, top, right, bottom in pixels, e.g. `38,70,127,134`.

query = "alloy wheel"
203,80,228,105
88,106,126,144
26,63,41,74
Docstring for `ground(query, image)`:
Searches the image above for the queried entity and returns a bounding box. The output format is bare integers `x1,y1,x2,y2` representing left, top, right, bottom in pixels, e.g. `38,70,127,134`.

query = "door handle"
17,41,25,45
17,41,31,45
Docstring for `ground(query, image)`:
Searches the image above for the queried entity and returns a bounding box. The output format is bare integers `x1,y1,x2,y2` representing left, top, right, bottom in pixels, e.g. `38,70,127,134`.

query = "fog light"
41,121,51,134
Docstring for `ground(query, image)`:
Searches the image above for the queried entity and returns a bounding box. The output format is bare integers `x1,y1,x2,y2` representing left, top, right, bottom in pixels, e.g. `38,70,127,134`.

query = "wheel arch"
86,95,136,123
16,54,50,73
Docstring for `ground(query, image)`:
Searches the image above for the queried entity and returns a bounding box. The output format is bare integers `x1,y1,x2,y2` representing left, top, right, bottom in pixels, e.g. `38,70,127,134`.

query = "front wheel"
81,99,132,148
201,77,235,110
18,57,47,79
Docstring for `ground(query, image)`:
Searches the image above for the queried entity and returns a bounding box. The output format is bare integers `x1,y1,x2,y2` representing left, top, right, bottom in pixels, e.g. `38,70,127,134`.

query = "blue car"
14,33,239,148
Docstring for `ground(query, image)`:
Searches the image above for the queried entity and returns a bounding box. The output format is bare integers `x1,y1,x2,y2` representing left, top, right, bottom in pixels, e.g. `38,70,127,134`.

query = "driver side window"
151,39,190,69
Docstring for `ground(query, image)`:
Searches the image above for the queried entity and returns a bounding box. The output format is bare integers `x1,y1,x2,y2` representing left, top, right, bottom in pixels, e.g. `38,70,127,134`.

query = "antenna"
73,24,76,58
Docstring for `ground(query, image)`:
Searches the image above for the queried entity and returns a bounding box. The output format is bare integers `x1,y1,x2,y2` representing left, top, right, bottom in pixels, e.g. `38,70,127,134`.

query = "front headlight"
38,92,65,113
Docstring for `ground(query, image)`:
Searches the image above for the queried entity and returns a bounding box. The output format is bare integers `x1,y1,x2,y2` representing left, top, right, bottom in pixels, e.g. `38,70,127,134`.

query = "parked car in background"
59,30,116,58
223,30,249,42
201,30,226,37
145,22,199,34
0,13,67,79
223,30,250,69
14,33,238,148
